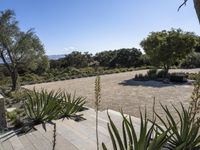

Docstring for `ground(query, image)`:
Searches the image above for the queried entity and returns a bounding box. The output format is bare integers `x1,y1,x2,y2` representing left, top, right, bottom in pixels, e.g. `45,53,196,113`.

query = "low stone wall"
0,94,7,128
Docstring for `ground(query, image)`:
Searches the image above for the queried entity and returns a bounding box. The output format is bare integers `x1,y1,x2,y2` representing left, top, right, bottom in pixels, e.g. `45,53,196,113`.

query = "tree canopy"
0,9,48,90
140,29,198,74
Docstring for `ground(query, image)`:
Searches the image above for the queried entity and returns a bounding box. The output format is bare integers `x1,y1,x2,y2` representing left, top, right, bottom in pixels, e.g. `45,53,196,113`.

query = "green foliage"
7,111,17,121
134,69,158,81
24,89,63,124
0,9,47,90
8,89,27,102
60,92,86,118
154,103,200,150
102,111,169,150
169,73,186,83
181,52,200,68
24,88,86,125
52,51,93,68
95,48,142,68
140,29,197,74
146,69,158,80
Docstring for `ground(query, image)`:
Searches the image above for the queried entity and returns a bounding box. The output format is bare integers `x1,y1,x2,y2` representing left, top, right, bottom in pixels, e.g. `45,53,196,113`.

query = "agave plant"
102,110,169,150
24,88,63,124
154,103,200,150
59,92,86,118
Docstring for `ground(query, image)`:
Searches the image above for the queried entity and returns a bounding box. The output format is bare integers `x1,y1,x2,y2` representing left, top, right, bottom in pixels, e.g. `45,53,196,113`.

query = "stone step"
35,123,79,150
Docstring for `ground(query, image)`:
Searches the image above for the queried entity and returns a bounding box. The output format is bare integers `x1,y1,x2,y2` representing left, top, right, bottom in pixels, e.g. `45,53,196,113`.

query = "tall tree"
0,10,47,90
179,0,200,23
140,29,197,76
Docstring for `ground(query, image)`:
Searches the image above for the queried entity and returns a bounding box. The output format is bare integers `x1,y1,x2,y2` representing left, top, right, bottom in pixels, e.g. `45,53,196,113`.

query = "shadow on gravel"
119,79,194,88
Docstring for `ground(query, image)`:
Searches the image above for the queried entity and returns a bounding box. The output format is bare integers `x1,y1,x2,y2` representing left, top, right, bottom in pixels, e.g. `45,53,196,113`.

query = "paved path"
24,69,200,119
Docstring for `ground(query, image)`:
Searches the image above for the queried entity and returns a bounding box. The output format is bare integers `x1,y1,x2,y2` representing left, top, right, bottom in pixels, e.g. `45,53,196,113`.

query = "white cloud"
63,46,77,54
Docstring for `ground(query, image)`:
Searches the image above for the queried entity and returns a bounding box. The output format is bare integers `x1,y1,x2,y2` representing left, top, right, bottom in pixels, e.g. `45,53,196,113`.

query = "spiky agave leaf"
24,88,62,124
154,102,200,150
102,110,169,150
60,91,86,118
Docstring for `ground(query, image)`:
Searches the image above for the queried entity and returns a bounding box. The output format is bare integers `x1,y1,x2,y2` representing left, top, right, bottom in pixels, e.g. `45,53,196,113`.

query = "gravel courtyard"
24,69,200,119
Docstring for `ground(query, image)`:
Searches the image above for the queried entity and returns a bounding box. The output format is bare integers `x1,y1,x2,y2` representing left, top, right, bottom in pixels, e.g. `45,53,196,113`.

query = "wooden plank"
19,135,37,150
1,138,13,150
26,131,51,150
0,143,4,150
56,122,97,150
9,135,25,150
60,118,110,144
36,124,78,150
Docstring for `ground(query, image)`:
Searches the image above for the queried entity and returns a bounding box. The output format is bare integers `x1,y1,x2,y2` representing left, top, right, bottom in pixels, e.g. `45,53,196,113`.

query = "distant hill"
48,54,65,60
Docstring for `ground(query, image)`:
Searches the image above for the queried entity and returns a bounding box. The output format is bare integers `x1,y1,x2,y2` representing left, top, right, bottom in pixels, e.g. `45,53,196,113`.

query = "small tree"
140,29,197,76
0,10,47,90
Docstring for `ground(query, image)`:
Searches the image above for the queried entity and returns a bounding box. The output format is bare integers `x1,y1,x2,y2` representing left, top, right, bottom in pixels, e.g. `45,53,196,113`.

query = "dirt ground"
24,69,200,120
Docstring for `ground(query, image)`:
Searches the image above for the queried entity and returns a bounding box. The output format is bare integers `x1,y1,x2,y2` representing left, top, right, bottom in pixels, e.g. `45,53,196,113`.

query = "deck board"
0,108,142,150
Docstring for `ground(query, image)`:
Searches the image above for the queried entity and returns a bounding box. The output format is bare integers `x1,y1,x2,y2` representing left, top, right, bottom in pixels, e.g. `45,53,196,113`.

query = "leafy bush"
157,70,167,78
147,69,157,79
181,52,200,68
170,73,187,83
7,111,17,121
186,73,199,80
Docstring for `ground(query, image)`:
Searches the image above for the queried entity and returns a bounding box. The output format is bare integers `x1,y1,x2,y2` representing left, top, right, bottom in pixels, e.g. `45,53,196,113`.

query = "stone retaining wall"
0,94,7,128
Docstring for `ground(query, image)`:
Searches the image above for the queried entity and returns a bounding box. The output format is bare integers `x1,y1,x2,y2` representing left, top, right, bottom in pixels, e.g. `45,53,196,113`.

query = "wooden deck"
0,108,142,150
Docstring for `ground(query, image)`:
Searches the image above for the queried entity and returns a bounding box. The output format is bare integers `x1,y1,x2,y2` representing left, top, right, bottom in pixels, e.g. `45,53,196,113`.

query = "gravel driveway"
24,69,200,120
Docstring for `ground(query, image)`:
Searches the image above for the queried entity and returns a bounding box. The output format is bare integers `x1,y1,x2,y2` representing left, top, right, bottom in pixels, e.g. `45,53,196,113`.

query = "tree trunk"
163,65,169,78
0,94,7,129
11,69,18,91
194,0,200,23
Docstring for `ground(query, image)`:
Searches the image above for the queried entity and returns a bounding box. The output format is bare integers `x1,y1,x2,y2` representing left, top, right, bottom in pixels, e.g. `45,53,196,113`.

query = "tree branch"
0,50,12,73
178,0,189,11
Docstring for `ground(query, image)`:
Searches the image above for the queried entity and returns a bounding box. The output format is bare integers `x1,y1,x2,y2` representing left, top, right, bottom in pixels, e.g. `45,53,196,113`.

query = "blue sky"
0,0,199,55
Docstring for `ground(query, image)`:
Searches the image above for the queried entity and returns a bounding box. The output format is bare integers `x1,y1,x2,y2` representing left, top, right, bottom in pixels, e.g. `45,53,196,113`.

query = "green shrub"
157,70,166,78
7,111,17,121
24,88,86,125
102,111,169,150
181,52,200,68
170,73,186,83
24,89,62,124
147,69,157,79
154,103,200,150
7,90,27,102
59,92,86,118
186,73,198,80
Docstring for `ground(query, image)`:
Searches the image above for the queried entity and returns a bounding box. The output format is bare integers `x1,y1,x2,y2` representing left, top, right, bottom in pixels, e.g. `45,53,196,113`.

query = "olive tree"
140,29,197,76
0,10,47,90
179,0,200,23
